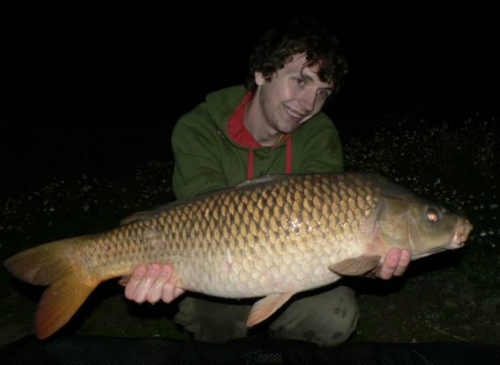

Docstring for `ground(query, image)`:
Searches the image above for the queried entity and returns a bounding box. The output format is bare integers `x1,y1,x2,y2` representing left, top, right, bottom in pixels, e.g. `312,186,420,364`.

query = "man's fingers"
159,266,185,303
173,287,185,299
126,264,161,303
124,264,181,304
124,265,147,300
378,248,401,280
394,249,411,276
162,282,186,303
377,248,412,279
118,275,131,286
146,265,172,304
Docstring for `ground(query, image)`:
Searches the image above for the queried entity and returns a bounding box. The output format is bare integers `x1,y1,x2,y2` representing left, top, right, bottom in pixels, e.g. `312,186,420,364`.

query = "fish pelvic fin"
4,237,98,340
246,292,295,328
329,255,382,276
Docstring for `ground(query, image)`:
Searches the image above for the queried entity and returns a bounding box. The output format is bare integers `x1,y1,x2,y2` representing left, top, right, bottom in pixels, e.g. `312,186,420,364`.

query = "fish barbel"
4,172,473,340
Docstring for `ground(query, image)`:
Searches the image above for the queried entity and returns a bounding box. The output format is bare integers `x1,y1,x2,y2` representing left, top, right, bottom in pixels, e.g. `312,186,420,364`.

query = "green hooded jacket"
171,85,344,199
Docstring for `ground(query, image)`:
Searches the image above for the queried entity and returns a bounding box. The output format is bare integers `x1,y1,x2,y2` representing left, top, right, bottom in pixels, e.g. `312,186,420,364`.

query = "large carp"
4,172,472,340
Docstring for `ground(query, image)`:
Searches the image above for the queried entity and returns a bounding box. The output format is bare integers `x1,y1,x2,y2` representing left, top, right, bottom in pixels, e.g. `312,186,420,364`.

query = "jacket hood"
205,85,248,142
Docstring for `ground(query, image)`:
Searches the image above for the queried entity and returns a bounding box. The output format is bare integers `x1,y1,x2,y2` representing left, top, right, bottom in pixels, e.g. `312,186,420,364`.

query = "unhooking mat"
1,334,499,365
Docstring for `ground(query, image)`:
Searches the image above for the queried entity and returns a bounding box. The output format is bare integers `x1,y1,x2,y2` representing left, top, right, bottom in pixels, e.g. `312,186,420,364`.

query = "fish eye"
426,208,440,223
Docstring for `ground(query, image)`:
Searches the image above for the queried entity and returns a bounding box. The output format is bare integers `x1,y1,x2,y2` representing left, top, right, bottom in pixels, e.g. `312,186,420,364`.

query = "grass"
1,110,499,347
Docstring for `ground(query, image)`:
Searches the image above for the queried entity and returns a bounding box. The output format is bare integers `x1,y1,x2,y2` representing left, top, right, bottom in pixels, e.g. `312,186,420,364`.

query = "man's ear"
255,71,266,86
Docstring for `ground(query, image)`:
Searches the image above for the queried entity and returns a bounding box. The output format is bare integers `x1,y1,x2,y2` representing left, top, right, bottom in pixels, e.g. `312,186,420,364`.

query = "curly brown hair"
245,15,348,96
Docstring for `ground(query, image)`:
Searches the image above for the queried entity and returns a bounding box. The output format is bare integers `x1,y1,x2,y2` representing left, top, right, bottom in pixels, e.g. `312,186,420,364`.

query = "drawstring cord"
246,137,293,179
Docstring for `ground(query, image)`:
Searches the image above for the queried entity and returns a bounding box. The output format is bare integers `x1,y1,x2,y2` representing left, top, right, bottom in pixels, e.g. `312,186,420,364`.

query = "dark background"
1,3,499,348
1,2,499,169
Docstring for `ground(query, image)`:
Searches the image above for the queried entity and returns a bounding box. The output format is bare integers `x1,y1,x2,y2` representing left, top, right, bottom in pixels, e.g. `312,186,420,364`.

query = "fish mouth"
451,218,473,249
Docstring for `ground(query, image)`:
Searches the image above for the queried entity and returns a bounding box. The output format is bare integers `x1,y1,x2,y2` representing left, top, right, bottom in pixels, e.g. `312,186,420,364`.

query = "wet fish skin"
3,172,473,340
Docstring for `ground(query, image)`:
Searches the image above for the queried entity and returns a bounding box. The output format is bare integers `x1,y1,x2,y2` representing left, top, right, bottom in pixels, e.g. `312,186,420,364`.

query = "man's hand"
375,248,411,279
121,264,185,304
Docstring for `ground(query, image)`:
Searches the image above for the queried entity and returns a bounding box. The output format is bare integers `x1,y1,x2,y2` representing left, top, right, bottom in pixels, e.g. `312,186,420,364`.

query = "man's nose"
298,89,316,112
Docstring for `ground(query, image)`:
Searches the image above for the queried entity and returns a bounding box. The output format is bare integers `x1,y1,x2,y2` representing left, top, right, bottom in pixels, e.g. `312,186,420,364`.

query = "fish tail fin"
4,237,99,339
35,269,96,340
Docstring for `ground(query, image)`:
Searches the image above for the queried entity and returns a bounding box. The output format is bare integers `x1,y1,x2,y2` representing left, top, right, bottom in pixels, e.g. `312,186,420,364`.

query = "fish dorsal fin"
329,255,382,276
119,198,200,225
120,175,291,226
119,210,156,225
236,174,287,189
246,292,295,327
119,200,194,225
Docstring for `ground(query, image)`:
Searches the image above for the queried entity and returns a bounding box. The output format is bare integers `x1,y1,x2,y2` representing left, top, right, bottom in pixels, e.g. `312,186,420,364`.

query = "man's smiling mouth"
283,104,304,119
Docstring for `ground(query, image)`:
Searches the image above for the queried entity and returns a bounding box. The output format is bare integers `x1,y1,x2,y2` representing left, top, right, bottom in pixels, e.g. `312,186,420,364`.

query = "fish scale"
4,172,472,339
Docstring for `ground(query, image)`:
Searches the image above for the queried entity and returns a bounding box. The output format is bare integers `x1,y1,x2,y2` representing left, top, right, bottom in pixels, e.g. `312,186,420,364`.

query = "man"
124,15,410,346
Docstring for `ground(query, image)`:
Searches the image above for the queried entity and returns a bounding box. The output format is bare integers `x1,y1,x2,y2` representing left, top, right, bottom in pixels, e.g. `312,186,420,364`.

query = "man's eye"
318,90,332,98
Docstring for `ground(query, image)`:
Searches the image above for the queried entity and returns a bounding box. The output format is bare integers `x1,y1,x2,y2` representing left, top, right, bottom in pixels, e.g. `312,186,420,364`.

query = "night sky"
2,2,499,169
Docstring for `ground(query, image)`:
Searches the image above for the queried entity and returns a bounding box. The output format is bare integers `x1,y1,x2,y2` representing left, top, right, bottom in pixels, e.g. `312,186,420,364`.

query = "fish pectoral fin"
329,255,382,276
246,292,295,328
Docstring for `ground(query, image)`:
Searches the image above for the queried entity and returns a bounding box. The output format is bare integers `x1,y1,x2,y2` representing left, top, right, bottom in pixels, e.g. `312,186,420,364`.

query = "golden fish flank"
4,172,472,340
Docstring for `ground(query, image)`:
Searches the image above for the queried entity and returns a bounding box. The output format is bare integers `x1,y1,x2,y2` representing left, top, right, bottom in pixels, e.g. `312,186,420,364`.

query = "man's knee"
270,286,359,347
174,295,252,343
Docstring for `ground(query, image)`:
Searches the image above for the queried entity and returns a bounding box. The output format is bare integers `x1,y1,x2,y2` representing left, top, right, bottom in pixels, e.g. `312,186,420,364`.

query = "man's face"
255,53,334,134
